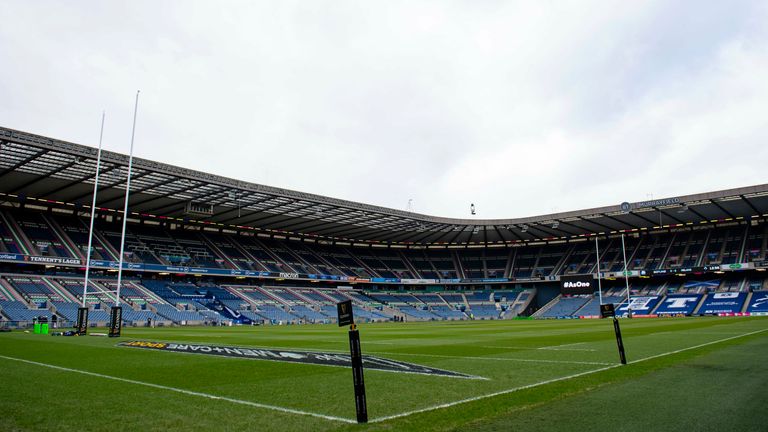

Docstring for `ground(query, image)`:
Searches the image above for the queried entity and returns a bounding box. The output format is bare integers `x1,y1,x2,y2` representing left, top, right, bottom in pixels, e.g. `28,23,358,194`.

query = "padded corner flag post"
108,306,122,338
76,307,89,335
337,300,367,423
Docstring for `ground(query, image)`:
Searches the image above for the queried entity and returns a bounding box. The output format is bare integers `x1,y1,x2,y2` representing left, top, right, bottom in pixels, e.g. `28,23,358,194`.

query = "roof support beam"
93,174,157,207
382,230,424,243
152,203,188,217
526,225,557,238
491,225,508,243
653,208,683,225
0,149,47,180
10,159,82,194
430,229,457,244
151,191,233,217
275,219,344,234
709,199,735,219
262,202,318,225
447,226,468,244
574,217,614,232
313,225,382,239
217,199,292,225
685,206,708,222
67,170,153,204
369,227,422,243
218,206,291,226
408,225,450,244
605,214,644,230
144,190,234,216
207,206,243,222
506,226,525,241
96,175,176,207
240,214,290,228
740,195,762,215
548,220,581,236
224,195,280,215
265,217,328,232
129,183,204,210
43,165,120,199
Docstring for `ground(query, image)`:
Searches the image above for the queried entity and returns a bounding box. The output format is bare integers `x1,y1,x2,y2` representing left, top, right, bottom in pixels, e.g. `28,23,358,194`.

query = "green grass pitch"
1,317,767,431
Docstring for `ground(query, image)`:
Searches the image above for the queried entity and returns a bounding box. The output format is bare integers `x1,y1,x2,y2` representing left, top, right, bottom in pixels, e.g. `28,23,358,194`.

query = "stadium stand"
697,292,748,315
652,294,704,316
2,205,767,285
0,301,52,322
538,296,591,318
747,291,768,313
575,295,626,317
1,127,768,327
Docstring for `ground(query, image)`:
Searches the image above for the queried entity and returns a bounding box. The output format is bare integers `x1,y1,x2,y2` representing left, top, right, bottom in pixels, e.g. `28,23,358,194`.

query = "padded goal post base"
108,306,122,338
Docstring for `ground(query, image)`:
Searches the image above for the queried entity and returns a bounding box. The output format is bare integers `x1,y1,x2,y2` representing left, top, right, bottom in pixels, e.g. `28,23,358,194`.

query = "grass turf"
0,316,766,431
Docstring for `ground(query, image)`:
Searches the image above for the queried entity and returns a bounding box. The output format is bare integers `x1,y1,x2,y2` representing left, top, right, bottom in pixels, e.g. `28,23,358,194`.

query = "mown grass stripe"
0,354,357,424
368,327,768,423
369,351,613,366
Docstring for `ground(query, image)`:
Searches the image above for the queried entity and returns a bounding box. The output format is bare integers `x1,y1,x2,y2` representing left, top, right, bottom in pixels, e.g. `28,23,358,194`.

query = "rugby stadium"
1,126,767,431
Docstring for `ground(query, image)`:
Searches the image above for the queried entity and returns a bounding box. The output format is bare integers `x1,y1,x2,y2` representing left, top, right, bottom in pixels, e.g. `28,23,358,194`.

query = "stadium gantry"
1,125,768,327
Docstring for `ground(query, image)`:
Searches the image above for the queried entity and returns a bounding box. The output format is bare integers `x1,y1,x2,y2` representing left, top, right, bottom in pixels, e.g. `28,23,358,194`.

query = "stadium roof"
2,125,767,246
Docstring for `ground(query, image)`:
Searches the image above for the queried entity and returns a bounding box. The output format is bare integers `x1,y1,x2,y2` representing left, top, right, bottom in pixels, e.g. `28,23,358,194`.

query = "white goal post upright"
115,91,140,307
621,233,632,318
595,235,603,305
82,111,106,308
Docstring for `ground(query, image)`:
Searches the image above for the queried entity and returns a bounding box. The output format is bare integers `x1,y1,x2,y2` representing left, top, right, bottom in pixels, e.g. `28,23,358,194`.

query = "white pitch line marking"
369,327,768,423
478,345,531,350
368,351,612,366
536,342,596,352
479,345,596,352
537,342,597,351
138,341,606,365
543,342,587,348
538,347,597,352
649,331,743,337
0,354,356,424
371,364,618,423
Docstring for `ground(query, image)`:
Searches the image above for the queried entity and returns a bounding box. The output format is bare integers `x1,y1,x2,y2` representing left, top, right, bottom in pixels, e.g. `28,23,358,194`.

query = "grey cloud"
1,0,766,219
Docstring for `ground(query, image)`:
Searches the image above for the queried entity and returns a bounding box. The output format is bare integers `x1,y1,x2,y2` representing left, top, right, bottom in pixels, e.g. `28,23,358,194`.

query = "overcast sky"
1,1,767,219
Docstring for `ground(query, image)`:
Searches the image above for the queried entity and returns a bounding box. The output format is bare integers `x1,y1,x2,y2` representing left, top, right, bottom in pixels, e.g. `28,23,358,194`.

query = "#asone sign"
560,274,595,295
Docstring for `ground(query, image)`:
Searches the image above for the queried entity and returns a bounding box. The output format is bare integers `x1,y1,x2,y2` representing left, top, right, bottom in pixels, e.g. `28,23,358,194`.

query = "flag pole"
82,111,106,307
115,91,140,306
